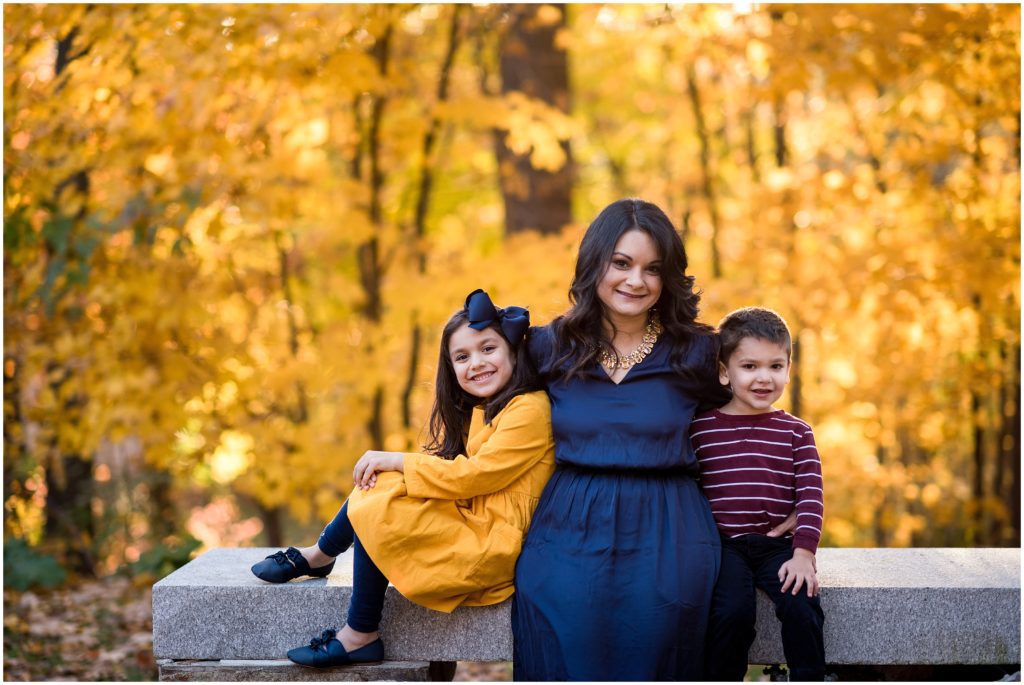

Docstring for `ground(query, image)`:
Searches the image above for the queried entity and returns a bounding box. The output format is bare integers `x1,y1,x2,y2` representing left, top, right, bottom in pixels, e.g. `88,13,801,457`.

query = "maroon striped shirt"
690,409,824,553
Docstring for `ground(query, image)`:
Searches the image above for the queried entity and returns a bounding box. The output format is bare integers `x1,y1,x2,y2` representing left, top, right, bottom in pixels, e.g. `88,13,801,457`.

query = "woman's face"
596,229,663,324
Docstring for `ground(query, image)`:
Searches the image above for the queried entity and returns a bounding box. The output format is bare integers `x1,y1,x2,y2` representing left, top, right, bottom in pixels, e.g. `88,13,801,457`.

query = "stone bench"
153,547,1021,681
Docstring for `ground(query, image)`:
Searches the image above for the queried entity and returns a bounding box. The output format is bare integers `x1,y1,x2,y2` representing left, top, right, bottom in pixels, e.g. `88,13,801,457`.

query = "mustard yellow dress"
346,390,555,613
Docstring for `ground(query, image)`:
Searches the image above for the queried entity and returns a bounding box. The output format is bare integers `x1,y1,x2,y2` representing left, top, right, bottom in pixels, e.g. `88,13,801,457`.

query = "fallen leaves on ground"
4,577,514,682
3,576,156,681
456,661,513,681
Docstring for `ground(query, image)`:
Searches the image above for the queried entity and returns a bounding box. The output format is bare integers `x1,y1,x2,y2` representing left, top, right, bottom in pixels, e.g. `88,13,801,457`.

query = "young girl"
251,289,556,668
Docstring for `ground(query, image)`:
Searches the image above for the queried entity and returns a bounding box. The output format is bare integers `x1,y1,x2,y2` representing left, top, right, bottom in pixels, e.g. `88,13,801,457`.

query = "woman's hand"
778,548,820,597
353,451,405,490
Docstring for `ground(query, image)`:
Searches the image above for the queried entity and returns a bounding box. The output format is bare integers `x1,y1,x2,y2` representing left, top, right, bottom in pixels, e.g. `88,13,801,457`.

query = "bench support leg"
428,661,457,681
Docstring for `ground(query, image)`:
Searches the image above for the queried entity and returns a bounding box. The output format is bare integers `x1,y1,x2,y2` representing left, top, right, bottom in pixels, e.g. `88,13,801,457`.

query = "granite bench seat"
153,547,1020,680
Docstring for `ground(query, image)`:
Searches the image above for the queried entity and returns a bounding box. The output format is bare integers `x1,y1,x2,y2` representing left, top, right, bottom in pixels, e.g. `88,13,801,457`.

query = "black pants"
318,501,390,633
705,534,825,681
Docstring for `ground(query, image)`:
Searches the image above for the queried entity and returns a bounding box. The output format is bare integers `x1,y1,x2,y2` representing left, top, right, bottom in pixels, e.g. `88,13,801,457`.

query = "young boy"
691,307,826,681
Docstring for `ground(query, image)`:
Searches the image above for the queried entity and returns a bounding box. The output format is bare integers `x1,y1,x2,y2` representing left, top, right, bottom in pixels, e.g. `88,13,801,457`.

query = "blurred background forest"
2,3,1020,678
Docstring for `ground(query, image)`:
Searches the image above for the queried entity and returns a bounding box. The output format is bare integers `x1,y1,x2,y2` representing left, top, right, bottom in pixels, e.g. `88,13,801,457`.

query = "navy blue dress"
512,324,722,681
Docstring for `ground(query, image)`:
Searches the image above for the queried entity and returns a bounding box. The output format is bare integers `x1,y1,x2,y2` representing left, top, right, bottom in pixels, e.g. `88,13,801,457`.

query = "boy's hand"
778,548,819,598
353,451,405,490
766,512,817,572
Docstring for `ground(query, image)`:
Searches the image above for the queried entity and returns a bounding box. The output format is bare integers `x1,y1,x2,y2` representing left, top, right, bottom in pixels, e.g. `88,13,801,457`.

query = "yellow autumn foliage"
3,4,1018,560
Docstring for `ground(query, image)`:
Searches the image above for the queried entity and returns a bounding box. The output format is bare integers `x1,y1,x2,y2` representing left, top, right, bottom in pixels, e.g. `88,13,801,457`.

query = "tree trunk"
495,4,572,235
36,22,98,576
772,101,801,416
356,20,392,324
997,341,1020,545
258,504,284,548
686,64,723,279
401,321,423,434
967,292,990,545
790,334,802,419
402,7,462,439
970,388,986,545
744,104,761,184
354,19,393,450
3,356,25,507
147,468,178,541
873,444,888,547
44,450,96,575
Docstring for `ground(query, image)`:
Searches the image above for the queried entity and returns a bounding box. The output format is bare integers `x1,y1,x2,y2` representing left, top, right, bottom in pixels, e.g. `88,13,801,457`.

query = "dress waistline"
556,461,698,479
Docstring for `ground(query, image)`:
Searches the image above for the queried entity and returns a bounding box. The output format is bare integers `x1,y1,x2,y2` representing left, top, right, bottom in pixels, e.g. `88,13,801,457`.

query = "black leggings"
317,501,390,633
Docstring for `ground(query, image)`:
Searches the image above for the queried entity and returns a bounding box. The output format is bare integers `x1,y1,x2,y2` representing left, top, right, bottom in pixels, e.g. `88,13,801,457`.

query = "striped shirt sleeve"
791,423,823,553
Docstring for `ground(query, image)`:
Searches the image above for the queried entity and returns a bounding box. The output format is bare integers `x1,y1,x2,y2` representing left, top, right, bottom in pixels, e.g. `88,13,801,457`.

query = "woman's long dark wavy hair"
424,309,542,459
551,198,718,386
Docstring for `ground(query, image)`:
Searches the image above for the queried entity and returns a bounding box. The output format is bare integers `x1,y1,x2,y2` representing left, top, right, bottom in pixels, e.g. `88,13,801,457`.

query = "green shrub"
3,538,68,591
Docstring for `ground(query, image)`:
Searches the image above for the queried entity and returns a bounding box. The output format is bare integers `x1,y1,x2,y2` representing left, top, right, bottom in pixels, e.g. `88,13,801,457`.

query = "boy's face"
719,337,790,415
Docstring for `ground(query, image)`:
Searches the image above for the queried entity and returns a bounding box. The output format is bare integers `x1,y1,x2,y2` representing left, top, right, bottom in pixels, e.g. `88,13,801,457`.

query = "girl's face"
596,229,663,325
448,323,515,400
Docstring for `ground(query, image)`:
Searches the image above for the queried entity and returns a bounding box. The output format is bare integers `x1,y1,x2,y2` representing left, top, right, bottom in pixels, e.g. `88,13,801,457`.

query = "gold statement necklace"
598,311,663,371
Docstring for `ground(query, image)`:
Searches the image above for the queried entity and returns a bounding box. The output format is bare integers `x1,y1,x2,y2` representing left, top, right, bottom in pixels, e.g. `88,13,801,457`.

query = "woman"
512,199,730,681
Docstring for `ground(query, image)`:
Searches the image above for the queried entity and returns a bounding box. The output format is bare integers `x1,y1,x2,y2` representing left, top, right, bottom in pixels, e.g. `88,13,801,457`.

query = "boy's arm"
779,548,820,597
792,425,824,554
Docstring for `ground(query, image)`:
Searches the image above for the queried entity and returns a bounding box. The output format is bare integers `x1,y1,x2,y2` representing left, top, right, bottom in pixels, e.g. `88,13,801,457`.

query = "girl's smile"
469,370,494,381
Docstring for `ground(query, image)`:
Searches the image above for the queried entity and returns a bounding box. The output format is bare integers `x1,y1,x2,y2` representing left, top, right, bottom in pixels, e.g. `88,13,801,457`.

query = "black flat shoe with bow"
287,628,385,668
251,547,335,583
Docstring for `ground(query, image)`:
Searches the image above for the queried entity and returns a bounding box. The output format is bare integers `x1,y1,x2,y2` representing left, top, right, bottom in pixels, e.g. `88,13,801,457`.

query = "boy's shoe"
287,628,385,668
251,547,335,583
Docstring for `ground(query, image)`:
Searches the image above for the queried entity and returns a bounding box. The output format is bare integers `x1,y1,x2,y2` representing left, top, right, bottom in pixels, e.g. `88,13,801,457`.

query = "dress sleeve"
527,324,554,372
403,394,552,500
791,425,824,554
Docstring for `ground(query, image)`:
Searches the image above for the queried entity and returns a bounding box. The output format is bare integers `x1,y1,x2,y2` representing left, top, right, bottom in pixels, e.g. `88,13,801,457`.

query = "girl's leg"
338,535,389,652
298,501,355,567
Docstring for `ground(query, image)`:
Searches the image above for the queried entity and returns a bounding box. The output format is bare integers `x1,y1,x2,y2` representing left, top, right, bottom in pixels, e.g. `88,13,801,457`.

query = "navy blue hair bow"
465,289,530,347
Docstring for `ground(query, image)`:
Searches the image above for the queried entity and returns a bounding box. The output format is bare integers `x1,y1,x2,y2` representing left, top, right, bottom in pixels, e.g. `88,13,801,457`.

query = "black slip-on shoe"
251,547,335,583
286,628,385,668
